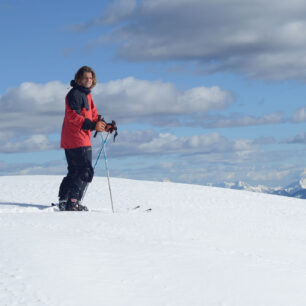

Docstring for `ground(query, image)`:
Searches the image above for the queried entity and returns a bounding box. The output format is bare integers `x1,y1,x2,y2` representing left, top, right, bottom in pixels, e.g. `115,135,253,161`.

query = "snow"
300,177,306,189
1,175,306,306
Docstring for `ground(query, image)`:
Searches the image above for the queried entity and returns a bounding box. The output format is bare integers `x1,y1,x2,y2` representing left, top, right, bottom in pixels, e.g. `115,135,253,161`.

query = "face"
80,72,93,88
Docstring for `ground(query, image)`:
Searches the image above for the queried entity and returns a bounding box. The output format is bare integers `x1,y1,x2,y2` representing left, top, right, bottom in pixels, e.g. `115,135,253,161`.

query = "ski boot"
58,199,67,211
66,198,88,211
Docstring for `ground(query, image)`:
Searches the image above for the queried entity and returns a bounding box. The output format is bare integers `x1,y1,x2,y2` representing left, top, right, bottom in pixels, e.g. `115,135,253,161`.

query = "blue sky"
1,0,306,187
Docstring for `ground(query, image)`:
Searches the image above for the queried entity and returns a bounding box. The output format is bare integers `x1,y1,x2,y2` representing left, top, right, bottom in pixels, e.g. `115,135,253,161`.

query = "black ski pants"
58,146,94,201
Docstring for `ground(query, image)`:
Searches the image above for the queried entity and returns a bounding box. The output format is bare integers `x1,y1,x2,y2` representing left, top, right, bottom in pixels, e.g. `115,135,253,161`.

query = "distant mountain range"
213,178,306,199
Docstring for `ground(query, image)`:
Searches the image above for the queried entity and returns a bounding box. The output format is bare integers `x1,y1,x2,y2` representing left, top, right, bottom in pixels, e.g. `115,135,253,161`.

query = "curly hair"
74,66,97,88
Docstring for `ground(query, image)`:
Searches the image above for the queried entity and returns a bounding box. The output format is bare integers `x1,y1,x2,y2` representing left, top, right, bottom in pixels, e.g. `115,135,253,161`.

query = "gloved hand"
95,120,106,132
105,121,117,134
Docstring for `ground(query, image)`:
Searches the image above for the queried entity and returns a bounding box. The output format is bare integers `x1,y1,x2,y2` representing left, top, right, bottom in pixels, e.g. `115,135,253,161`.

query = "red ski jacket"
61,83,99,149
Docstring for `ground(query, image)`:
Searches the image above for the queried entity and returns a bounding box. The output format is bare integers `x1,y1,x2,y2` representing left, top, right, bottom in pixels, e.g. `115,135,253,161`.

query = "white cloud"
94,0,306,80
0,81,67,134
1,135,58,153
246,169,291,181
2,81,66,114
0,78,232,137
1,78,292,142
292,107,306,122
0,131,15,141
102,0,137,24
0,130,300,187
102,130,260,157
0,160,65,176
103,147,301,186
94,77,232,121
197,112,286,128
282,132,306,144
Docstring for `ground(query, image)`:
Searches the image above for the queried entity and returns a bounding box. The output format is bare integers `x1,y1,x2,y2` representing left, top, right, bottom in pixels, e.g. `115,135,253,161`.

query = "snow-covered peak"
299,177,306,189
216,178,306,199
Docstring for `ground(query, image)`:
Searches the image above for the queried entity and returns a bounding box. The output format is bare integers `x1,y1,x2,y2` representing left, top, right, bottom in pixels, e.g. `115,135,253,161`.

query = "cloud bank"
87,0,306,80
0,78,298,154
98,129,261,158
0,78,233,138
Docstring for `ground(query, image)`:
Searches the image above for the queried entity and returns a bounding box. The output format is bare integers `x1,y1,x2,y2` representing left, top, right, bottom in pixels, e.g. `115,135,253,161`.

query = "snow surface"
1,175,306,306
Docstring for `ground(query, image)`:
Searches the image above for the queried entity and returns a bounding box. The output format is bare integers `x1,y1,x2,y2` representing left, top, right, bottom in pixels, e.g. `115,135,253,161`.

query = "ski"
51,203,152,213
51,203,60,211
131,205,152,212
91,206,152,213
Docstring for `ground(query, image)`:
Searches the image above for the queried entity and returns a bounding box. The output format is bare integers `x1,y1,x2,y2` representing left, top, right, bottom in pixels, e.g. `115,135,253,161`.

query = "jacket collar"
70,80,91,95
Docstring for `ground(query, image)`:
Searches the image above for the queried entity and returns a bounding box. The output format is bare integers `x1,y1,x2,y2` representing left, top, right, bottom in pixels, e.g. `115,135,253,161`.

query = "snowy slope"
1,175,306,306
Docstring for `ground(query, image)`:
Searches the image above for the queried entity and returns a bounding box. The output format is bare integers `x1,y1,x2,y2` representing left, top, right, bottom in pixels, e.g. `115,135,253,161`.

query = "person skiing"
58,66,106,211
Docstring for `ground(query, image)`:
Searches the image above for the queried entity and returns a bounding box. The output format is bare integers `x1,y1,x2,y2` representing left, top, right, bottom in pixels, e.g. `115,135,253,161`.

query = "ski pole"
94,133,109,169
80,133,109,205
80,118,117,210
101,133,115,213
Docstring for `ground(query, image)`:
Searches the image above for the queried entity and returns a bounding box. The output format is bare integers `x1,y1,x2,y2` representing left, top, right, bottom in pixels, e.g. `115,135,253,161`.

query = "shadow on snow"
0,202,49,210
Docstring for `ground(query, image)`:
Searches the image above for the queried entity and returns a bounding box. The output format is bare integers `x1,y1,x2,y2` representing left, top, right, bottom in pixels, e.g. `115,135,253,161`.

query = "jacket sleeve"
65,94,85,129
82,118,96,130
82,95,99,131
91,98,99,123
